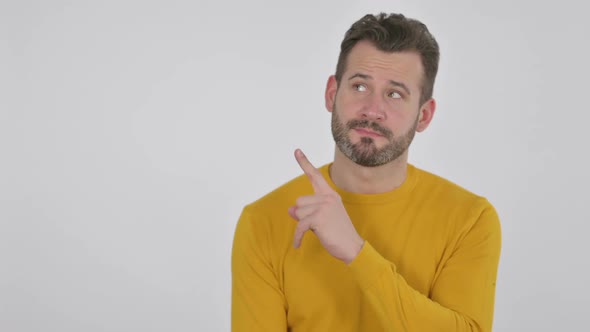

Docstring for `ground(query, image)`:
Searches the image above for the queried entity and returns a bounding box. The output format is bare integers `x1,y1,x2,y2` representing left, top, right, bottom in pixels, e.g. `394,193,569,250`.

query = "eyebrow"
348,73,411,96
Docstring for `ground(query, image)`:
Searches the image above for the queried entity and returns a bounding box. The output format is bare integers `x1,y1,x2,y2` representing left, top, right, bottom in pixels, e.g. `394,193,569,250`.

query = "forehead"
344,40,424,88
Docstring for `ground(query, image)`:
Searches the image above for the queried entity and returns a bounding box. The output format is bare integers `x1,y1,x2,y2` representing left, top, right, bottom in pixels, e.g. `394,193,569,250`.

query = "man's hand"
288,149,364,264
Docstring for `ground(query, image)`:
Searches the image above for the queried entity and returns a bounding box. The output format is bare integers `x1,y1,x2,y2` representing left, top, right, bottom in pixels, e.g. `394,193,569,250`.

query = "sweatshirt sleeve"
348,201,502,332
231,207,288,332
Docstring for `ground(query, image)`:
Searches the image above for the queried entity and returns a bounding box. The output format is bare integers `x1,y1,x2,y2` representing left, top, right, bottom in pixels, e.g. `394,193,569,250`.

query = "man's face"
327,40,433,167
331,102,418,167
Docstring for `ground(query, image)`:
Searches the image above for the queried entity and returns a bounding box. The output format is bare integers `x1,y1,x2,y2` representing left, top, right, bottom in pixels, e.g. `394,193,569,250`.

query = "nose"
359,94,387,121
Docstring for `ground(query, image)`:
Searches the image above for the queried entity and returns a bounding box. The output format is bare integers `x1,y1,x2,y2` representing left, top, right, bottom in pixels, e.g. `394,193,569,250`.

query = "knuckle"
296,196,306,206
295,222,307,232
324,193,338,203
295,209,306,220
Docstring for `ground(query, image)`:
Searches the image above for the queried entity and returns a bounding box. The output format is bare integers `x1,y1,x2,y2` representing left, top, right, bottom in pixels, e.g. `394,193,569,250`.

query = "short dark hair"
335,13,440,105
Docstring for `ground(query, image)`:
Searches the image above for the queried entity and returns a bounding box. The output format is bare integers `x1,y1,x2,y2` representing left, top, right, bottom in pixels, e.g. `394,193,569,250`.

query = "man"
231,12,501,332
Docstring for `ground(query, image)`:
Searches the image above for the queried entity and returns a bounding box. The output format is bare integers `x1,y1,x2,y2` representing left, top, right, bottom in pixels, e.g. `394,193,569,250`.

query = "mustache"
346,119,393,138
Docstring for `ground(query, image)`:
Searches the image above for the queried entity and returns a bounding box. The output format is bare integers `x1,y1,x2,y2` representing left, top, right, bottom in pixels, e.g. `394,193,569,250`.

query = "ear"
416,98,436,132
325,75,338,113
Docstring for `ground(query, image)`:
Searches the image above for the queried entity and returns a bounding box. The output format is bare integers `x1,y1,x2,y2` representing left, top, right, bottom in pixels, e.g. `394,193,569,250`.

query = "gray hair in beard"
331,105,418,167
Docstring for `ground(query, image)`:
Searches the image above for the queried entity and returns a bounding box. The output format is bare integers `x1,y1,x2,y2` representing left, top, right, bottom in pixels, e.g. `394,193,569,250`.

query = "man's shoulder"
412,164,492,207
243,169,314,217
412,165,499,233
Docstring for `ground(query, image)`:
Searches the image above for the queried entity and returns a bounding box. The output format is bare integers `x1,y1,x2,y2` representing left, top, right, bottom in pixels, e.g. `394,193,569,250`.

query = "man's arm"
349,201,502,332
231,207,287,331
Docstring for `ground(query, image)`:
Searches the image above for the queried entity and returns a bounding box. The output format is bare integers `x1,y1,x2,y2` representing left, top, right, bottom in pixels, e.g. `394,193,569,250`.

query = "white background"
1,0,589,331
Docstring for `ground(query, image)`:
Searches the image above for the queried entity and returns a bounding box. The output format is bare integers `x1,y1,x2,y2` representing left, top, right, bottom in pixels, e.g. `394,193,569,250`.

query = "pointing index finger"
295,149,331,193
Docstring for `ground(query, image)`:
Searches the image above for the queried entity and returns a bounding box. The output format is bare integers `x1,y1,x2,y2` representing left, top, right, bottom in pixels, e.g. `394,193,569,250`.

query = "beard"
331,104,418,167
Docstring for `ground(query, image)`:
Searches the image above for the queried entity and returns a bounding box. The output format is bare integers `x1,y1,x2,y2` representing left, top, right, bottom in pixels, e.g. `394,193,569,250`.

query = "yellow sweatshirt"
232,163,501,331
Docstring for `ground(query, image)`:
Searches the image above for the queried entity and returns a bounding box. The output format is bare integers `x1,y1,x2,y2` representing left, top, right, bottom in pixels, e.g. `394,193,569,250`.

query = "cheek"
385,110,418,132
334,100,363,120
337,94,362,109
385,106,408,123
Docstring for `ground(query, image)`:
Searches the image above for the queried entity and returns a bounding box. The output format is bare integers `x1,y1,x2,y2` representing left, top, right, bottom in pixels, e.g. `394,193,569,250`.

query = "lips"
354,128,383,137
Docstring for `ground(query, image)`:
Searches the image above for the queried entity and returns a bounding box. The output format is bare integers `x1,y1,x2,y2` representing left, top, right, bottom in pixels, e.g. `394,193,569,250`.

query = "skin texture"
289,40,437,263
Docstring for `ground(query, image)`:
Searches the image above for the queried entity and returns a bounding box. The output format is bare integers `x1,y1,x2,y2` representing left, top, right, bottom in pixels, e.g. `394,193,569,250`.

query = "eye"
388,91,402,99
353,84,367,92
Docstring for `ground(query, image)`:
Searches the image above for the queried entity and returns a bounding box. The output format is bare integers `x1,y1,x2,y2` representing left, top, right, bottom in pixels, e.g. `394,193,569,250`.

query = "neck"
329,148,409,195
